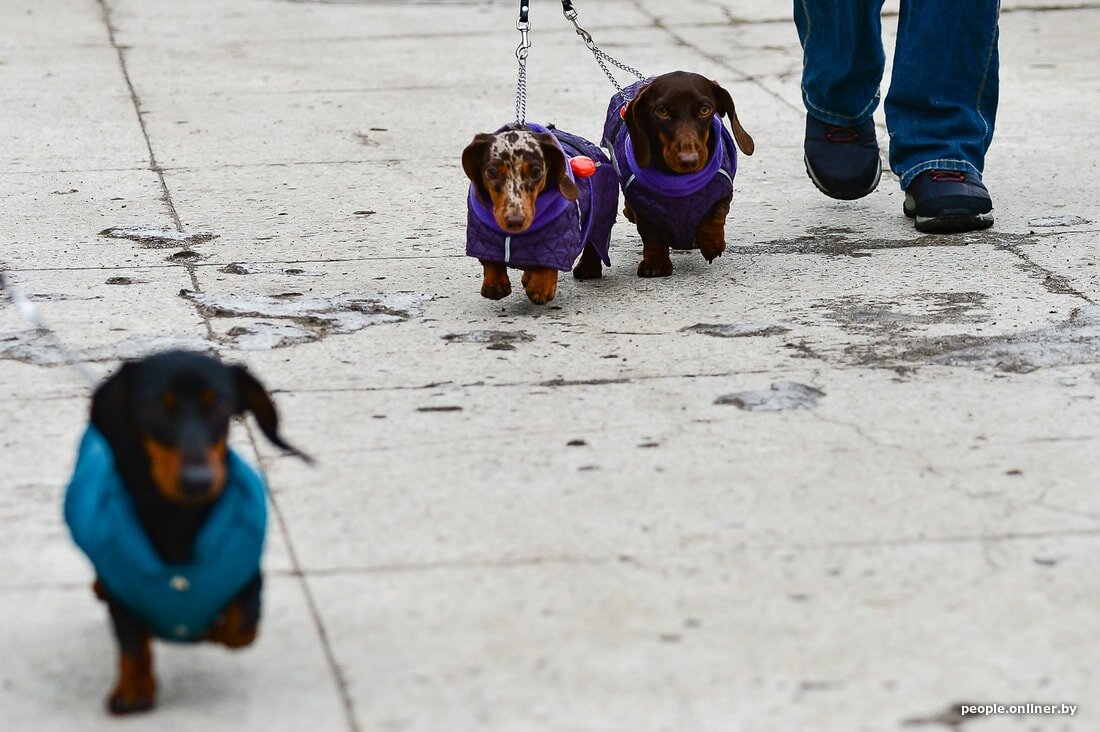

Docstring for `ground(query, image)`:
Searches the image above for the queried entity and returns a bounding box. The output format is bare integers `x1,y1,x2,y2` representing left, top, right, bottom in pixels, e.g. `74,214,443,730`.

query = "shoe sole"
804,153,882,201
913,212,994,234
904,196,994,233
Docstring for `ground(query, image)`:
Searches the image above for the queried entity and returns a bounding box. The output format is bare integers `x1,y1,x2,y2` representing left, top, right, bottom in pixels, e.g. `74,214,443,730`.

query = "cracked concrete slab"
3,0,1099,730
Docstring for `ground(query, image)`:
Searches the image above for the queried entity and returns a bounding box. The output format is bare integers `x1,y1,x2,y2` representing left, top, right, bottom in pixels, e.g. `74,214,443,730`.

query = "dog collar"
624,115,728,197
64,425,267,641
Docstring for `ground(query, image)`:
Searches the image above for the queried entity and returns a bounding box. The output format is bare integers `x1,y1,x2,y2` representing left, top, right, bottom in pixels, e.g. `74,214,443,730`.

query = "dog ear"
462,134,495,204
624,86,655,168
710,80,755,156
231,365,313,464
535,133,580,201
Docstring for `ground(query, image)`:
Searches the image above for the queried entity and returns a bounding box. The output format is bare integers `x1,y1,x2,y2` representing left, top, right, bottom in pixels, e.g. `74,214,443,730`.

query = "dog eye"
655,106,671,119
699,104,713,116
529,166,543,178
486,166,500,179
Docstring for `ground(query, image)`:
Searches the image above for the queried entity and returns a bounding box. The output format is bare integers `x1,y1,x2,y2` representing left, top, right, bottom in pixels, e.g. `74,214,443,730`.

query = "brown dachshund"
463,126,614,304
606,71,755,277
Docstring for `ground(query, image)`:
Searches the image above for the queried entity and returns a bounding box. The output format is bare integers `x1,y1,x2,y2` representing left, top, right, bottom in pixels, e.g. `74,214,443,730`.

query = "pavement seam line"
627,0,803,116
244,422,363,732
96,0,217,340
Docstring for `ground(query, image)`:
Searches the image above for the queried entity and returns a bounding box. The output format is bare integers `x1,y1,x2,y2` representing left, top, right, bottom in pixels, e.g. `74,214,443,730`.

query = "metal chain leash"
515,10,531,124
561,2,647,99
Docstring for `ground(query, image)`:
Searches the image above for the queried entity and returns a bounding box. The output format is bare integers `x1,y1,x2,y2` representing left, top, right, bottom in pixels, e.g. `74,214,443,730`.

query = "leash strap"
0,270,99,386
561,2,647,99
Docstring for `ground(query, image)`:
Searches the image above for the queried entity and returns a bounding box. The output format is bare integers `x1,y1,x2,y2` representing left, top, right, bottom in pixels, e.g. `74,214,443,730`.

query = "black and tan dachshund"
82,350,308,714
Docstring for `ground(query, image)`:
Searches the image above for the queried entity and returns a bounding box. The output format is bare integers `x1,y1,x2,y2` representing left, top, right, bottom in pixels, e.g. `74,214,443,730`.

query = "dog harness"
466,123,618,272
64,426,267,642
602,78,739,251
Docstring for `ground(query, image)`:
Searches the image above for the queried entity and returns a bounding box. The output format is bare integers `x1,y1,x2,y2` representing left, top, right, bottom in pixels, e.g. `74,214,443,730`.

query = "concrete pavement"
2,1,1099,730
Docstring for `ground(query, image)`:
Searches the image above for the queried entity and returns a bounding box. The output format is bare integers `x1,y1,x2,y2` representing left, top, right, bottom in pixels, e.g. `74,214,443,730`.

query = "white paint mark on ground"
181,290,434,349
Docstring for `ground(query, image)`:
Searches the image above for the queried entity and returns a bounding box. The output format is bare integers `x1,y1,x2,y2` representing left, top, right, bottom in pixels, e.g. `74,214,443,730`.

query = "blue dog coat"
603,78,739,251
64,426,267,642
466,123,618,272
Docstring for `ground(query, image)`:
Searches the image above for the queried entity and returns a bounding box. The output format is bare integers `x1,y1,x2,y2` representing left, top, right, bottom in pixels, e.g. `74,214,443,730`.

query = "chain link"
562,7,646,99
514,19,531,124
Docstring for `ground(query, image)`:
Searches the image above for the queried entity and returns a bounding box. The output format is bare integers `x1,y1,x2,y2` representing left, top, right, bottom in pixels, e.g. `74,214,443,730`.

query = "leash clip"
515,19,531,61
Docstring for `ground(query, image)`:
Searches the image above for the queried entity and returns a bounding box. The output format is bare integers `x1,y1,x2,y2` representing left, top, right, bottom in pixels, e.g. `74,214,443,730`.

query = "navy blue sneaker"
903,170,993,233
803,115,882,200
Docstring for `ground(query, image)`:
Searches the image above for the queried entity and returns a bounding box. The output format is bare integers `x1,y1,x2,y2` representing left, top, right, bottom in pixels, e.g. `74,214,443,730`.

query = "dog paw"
698,239,726,263
108,684,155,715
623,205,637,224
206,605,259,649
525,284,557,305
522,269,558,304
481,280,512,300
572,261,602,281
572,246,603,281
637,258,673,278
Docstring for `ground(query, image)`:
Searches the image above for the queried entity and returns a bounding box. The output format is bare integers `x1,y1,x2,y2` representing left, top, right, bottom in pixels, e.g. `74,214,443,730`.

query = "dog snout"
676,150,701,170
504,213,527,231
180,462,215,496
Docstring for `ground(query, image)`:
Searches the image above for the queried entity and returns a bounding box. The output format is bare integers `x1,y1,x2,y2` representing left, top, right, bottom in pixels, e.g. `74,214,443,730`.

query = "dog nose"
180,464,214,496
677,151,701,169
504,214,526,231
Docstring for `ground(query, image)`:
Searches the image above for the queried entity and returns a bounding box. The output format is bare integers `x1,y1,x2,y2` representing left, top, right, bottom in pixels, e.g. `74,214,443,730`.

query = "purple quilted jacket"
602,79,738,250
466,123,618,272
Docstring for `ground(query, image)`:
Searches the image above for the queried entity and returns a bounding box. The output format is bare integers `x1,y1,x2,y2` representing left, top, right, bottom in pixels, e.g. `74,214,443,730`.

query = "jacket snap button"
174,625,189,638
170,575,190,592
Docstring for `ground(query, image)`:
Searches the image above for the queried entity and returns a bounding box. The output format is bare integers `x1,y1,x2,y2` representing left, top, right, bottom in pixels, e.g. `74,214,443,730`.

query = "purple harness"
466,123,618,272
602,79,739,250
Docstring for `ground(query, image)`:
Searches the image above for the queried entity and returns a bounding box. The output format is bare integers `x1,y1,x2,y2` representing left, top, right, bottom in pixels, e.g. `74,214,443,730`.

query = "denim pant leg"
795,0,887,125
886,0,1001,188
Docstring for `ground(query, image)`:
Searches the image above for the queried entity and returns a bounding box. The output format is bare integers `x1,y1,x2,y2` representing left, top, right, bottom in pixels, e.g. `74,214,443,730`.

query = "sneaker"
803,115,882,200
903,170,993,233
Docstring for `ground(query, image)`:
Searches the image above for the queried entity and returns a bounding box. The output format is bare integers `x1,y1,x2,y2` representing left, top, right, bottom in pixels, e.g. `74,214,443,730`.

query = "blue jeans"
794,1,1000,189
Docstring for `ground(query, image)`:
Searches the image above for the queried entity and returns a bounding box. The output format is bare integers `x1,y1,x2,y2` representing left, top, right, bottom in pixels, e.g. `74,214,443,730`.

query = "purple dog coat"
602,78,739,251
466,123,618,272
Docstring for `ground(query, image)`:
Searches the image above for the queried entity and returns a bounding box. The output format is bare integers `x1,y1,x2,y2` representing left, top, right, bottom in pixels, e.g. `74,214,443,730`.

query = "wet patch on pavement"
218,262,327,277
1028,214,1090,227
181,290,433,349
846,305,1100,373
715,382,825,411
0,332,212,367
99,227,218,248
811,292,988,335
682,323,791,338
442,330,535,351
730,228,1039,258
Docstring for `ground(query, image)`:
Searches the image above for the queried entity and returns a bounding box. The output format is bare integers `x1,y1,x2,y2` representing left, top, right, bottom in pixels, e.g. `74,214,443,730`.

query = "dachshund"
603,71,755,277
463,123,618,304
65,350,309,714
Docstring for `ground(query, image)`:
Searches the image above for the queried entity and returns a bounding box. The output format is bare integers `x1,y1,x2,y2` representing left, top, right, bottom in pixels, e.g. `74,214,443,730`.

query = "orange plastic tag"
569,156,597,178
